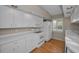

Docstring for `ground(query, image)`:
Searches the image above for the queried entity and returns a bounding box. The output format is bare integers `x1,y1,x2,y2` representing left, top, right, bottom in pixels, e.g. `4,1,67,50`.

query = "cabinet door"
24,13,43,27
33,16,43,27
0,42,16,53
25,35,35,52
14,9,39,27
26,38,34,52
14,39,26,53
24,13,36,27
0,39,26,53
25,34,40,52
71,6,79,23
14,9,25,27
0,6,14,28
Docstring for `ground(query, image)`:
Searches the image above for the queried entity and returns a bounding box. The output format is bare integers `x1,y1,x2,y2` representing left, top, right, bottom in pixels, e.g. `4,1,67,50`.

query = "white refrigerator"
43,21,52,41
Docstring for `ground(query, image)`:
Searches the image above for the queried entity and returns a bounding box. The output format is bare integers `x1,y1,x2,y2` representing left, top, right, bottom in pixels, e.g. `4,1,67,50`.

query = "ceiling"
8,5,75,18
40,5,75,17
40,5,62,16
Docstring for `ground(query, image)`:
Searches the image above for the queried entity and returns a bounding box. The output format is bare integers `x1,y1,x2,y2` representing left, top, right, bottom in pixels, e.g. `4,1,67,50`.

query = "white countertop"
0,31,43,45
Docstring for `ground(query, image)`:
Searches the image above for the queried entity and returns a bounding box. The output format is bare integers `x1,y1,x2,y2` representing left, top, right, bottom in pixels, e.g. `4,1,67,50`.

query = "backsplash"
0,28,41,35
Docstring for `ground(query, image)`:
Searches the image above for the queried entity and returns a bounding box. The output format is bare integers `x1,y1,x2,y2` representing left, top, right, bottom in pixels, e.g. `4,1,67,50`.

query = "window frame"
52,18,63,32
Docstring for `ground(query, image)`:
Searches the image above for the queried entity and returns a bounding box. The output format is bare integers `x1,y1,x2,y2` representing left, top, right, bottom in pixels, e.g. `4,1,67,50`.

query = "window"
52,18,63,32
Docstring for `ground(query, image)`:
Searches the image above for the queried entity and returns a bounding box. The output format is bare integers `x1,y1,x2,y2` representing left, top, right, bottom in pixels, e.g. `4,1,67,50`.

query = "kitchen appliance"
43,20,52,41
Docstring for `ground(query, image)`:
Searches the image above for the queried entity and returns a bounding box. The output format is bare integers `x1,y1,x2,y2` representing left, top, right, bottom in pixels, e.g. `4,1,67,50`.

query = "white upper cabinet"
0,6,14,28
71,6,79,23
0,6,43,28
62,5,74,17
24,13,36,27
14,9,25,27
23,13,43,27
33,15,43,27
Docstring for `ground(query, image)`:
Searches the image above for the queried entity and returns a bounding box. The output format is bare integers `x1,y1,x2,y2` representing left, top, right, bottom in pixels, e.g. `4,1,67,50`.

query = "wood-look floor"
32,39,65,53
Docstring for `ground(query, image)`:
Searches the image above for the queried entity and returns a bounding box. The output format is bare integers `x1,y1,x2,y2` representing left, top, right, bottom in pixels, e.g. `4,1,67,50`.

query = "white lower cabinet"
26,39,36,52
0,39,26,53
0,42,16,53
14,39,26,53
0,33,43,53
26,36,39,52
